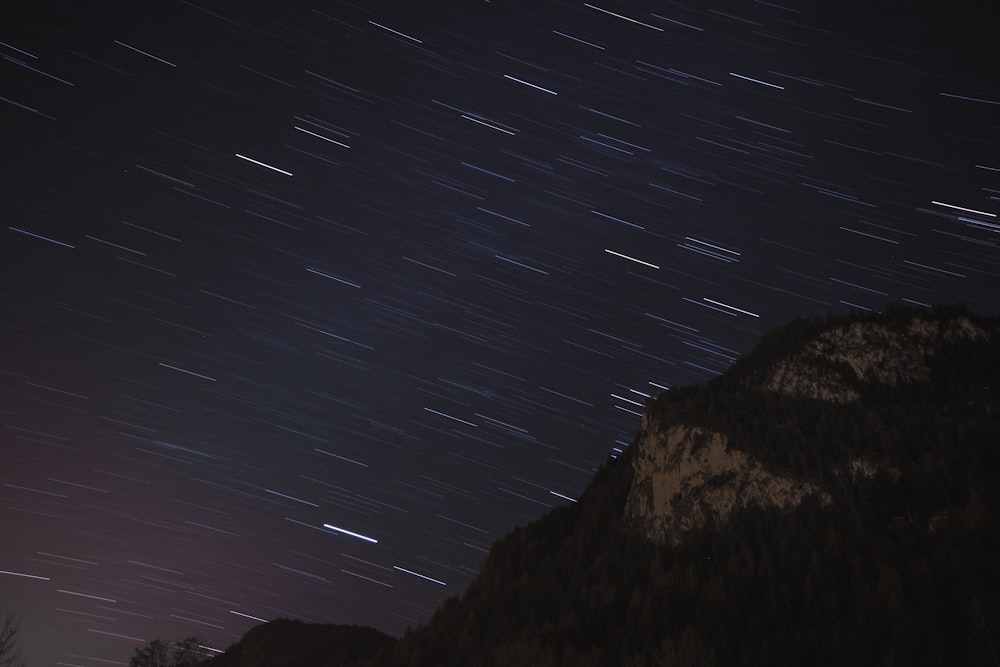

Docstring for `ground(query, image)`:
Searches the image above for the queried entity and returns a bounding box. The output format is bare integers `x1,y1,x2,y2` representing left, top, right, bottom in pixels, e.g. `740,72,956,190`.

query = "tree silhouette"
0,613,25,667
130,639,171,667
129,637,207,667
172,637,208,667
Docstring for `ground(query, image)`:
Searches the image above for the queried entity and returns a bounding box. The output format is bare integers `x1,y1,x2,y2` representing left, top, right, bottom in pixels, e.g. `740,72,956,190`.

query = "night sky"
3,1,999,664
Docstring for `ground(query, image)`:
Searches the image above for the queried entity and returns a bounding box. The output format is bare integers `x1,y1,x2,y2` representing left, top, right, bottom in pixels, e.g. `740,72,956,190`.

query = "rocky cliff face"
624,312,995,545
764,316,987,403
625,418,825,545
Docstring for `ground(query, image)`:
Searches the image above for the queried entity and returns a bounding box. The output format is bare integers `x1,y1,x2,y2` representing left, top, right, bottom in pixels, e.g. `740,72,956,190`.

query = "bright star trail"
2,2,998,665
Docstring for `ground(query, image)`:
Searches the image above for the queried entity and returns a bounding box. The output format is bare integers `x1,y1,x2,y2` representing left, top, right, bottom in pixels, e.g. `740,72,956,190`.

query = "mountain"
626,305,997,546
209,306,1000,666
204,619,395,667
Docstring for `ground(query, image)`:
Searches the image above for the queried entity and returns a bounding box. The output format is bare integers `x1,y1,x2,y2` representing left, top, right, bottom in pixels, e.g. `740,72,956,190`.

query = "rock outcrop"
625,418,825,545
625,311,995,545
764,316,987,402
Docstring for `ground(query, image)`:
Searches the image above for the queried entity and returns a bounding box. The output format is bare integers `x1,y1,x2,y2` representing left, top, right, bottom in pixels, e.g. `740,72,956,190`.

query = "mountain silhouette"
205,305,1000,666
204,619,394,667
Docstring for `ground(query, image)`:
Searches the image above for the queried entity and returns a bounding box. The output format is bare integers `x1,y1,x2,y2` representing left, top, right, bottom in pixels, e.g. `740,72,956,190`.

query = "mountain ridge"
201,306,1000,666
626,305,999,545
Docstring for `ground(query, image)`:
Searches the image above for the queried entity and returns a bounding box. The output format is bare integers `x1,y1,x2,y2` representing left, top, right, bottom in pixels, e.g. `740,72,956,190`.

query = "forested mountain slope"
211,306,1000,666
357,306,1000,666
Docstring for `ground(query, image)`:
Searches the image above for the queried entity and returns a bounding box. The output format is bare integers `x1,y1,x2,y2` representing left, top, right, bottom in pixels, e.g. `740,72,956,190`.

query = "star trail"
2,1,999,664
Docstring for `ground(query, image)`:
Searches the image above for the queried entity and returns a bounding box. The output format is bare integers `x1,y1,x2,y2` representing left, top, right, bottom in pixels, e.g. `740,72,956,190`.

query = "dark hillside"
208,308,1000,666
204,619,395,667
354,307,1000,666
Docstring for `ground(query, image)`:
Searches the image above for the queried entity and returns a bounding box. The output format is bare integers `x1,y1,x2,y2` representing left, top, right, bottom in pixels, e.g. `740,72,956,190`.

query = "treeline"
165,308,1000,666
353,308,1000,666
359,461,999,665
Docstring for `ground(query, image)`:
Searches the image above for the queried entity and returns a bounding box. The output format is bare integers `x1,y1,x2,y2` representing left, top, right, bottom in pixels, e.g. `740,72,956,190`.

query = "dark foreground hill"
210,306,1000,666
203,619,394,667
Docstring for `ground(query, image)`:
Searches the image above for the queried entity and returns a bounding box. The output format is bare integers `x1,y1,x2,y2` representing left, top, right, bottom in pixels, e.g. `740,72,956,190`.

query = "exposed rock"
625,417,826,545
625,313,994,545
767,359,858,402
764,316,987,403
848,457,877,479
